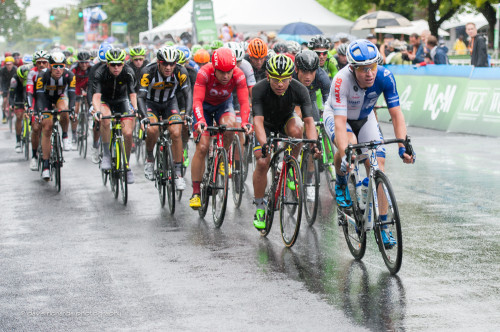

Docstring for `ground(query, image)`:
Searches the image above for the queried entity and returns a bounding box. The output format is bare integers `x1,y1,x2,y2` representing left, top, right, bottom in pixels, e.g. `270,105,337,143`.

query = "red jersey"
193,64,250,124
71,66,90,95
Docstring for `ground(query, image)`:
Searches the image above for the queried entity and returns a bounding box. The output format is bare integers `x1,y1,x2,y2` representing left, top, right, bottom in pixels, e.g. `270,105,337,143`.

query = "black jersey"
9,74,26,106
34,68,76,112
92,64,136,103
252,78,313,128
126,59,150,92
86,61,106,105
0,66,17,92
244,54,267,83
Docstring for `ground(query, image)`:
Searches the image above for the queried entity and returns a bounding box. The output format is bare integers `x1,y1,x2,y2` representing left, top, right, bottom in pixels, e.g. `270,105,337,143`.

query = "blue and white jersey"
324,65,399,121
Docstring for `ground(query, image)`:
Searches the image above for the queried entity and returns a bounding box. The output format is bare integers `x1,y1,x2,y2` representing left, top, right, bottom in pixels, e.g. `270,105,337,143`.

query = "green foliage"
0,0,29,42
153,0,189,26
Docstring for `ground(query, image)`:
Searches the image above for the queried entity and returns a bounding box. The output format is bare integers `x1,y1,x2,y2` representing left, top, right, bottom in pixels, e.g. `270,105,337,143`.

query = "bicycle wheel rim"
212,148,228,228
279,157,302,247
341,174,367,260
119,141,128,205
261,156,278,237
165,143,176,214
301,151,320,226
231,135,243,208
55,134,62,192
373,170,402,274
156,145,166,208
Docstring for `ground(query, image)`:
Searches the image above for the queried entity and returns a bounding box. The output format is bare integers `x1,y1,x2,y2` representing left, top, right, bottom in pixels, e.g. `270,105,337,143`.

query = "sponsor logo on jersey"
334,77,342,104
140,74,150,87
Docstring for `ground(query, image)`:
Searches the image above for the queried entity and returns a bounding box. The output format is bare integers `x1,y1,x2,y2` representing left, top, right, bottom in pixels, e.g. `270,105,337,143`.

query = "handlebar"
344,136,414,162
100,113,136,120
194,124,247,144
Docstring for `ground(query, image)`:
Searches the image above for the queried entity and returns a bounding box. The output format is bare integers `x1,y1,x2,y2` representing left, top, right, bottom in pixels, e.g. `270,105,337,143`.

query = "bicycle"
99,113,136,205
338,136,414,275
241,132,255,183
144,118,185,214
39,109,72,192
76,96,90,159
299,140,321,226
259,134,318,247
316,116,336,197
133,118,146,164
179,115,193,202
21,112,31,160
195,124,246,228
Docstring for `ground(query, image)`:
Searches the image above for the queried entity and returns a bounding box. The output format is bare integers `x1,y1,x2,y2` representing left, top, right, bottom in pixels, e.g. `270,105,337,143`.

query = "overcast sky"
24,0,80,27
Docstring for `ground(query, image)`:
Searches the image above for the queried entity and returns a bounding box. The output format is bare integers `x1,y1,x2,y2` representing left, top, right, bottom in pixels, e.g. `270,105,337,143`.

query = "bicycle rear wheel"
156,144,166,208
279,156,302,247
53,134,62,192
301,149,320,226
342,173,367,260
165,142,176,214
242,134,253,183
118,140,128,205
212,148,228,228
230,134,243,208
111,141,119,199
373,170,402,275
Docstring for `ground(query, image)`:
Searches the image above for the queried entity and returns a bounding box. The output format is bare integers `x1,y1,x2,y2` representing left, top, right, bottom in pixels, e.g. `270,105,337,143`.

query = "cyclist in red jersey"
189,47,253,209
70,50,92,148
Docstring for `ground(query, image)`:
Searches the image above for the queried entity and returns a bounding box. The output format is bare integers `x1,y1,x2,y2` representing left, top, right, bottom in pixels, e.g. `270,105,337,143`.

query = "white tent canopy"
375,20,449,37
441,10,488,31
139,0,353,42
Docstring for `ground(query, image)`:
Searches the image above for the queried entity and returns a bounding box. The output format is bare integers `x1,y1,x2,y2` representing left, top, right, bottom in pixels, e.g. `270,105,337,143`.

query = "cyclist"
26,50,50,170
334,43,349,71
0,56,17,124
189,47,253,209
308,35,338,80
70,50,93,149
244,38,268,82
34,52,76,180
9,65,32,153
193,49,210,68
138,47,192,190
91,48,138,183
126,46,149,92
323,40,414,215
251,54,319,230
12,52,24,67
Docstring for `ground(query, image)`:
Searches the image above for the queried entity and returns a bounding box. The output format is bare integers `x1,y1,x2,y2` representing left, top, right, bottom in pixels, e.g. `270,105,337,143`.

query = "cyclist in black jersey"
126,46,149,92
9,65,31,153
137,46,192,190
245,38,268,83
91,48,138,184
251,54,319,230
34,52,76,180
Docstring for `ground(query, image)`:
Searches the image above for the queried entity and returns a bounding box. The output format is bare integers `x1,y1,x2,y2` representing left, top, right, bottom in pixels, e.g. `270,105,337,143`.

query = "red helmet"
211,47,236,72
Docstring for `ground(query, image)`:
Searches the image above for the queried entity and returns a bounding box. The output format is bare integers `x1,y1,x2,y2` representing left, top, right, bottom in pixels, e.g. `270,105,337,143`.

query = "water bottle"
361,177,369,206
355,179,363,207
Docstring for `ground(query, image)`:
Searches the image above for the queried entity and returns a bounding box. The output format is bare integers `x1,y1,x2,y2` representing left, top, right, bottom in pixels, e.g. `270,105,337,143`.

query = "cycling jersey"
137,63,192,118
0,66,17,93
176,64,197,115
9,74,26,106
237,59,256,87
92,64,136,103
321,56,338,80
292,67,331,121
252,78,313,130
71,64,93,96
126,59,150,92
86,61,106,106
193,64,250,125
244,54,267,82
34,68,76,112
26,67,45,108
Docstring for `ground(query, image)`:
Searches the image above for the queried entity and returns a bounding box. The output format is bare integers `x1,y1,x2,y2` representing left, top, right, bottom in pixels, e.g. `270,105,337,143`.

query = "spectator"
366,34,380,50
453,35,467,55
387,40,412,65
466,22,489,67
407,33,425,64
426,35,449,64
379,34,395,64
221,23,232,42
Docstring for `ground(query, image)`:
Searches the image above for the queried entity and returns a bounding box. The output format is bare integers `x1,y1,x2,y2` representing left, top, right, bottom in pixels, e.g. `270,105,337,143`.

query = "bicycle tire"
242,135,253,183
230,134,243,208
198,172,210,218
321,127,336,196
260,154,279,237
111,141,119,199
82,106,89,159
342,173,367,260
8,112,13,133
119,140,128,205
100,140,108,186
77,111,84,156
301,149,320,226
279,156,303,247
23,117,30,160
212,148,228,228
54,133,62,192
156,143,166,208
372,170,402,275
165,142,176,214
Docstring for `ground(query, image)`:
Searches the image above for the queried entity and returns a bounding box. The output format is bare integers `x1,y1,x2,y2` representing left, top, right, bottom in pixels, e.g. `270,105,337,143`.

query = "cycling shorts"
146,98,182,123
253,112,301,151
192,96,235,135
101,99,134,120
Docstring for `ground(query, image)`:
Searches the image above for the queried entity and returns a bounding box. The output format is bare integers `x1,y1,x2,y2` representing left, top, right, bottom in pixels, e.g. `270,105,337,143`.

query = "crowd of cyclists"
0,34,414,248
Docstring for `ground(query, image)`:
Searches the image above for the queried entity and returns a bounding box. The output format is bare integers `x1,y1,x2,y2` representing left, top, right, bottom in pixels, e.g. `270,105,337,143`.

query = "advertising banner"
193,0,218,43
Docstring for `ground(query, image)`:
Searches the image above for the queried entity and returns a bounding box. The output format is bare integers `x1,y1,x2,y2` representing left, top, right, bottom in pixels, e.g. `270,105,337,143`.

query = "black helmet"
307,35,331,50
273,42,289,54
77,50,91,61
295,50,319,71
336,43,349,56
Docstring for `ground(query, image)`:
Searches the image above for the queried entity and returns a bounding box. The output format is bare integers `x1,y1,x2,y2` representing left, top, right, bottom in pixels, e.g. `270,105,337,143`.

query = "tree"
153,0,189,27
0,0,29,42
476,1,497,48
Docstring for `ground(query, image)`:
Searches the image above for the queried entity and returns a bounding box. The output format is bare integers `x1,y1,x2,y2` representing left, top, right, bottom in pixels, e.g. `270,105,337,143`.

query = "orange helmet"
193,49,210,63
248,38,268,58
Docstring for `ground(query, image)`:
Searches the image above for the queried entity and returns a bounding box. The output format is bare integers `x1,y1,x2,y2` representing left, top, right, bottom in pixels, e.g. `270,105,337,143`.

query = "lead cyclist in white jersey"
323,39,415,209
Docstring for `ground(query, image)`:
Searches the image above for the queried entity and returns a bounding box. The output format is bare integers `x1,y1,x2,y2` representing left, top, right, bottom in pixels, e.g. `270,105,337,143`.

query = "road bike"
133,118,145,164
76,96,90,158
299,141,321,226
260,134,318,247
241,132,255,183
21,112,31,160
338,136,414,274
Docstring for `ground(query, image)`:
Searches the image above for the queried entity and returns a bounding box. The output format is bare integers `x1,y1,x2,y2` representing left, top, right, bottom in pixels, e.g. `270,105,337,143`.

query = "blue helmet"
98,42,113,62
176,46,191,60
346,39,380,66
23,54,33,63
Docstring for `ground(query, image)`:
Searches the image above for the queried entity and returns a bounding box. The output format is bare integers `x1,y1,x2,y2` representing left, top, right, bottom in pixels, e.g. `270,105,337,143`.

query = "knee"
287,125,303,139
196,142,209,155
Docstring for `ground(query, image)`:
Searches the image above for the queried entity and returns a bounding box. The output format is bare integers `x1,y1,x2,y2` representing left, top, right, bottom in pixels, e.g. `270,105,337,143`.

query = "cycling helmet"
266,54,295,77
346,40,380,67
336,43,349,56
23,54,33,63
157,46,179,63
177,50,187,64
267,49,276,59
193,49,210,64
77,50,91,61
98,42,113,62
202,44,212,51
307,35,331,50
248,38,267,58
211,47,236,72
176,45,191,62
66,46,75,55
105,48,126,63
164,41,175,47
285,40,301,54
225,42,244,62
12,52,21,57
49,52,66,65
4,56,14,63
210,40,224,50
129,46,146,57
295,50,319,71
89,50,98,60
273,42,289,54
17,65,31,80
4,52,12,57
191,44,202,55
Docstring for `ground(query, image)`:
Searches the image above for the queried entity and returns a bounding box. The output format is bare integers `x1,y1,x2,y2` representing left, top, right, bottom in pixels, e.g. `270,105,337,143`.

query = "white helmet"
225,42,244,62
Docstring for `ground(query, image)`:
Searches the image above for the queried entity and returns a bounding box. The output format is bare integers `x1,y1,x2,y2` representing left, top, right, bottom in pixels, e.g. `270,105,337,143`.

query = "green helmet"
17,64,32,81
202,44,212,51
191,44,202,55
210,40,224,50
165,41,175,47
129,46,146,57
105,48,127,63
266,54,295,77
66,46,75,55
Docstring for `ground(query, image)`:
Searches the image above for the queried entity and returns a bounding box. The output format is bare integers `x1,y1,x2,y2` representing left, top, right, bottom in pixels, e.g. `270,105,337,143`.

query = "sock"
175,163,182,177
102,143,110,157
93,141,99,149
336,174,347,185
192,181,201,195
62,132,68,139
32,149,37,158
380,215,388,229
16,135,21,143
254,197,265,210
43,159,49,169
146,150,154,162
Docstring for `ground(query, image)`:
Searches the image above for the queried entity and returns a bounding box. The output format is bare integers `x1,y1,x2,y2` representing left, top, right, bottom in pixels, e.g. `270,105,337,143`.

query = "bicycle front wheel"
165,142,176,214
22,117,30,160
212,148,228,228
301,149,320,226
118,140,128,205
231,134,243,208
53,134,62,192
155,143,166,208
342,173,366,260
261,154,279,237
242,134,253,183
110,141,119,199
279,156,303,247
373,170,402,275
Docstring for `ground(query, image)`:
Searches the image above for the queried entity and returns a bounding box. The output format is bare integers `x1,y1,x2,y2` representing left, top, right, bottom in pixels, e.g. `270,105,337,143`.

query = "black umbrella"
351,10,411,30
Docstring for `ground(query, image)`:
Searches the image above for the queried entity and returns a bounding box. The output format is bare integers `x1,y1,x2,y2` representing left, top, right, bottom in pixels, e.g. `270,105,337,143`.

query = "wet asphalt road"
0,122,499,331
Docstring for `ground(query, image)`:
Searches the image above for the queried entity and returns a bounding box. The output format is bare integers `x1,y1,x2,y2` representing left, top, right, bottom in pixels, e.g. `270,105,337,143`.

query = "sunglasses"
315,51,328,56
109,63,124,67
51,64,65,69
354,63,378,73
36,60,48,65
269,75,291,84
133,58,145,61
158,61,176,67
